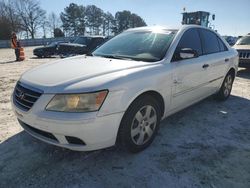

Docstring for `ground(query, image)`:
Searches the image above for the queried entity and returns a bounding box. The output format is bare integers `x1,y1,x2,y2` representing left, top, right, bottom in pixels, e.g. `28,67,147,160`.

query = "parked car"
12,25,238,153
233,34,250,68
57,36,107,57
33,42,63,58
223,36,237,46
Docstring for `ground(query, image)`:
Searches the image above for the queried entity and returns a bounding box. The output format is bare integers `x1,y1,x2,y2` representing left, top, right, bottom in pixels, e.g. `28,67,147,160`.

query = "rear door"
171,28,210,110
198,28,229,92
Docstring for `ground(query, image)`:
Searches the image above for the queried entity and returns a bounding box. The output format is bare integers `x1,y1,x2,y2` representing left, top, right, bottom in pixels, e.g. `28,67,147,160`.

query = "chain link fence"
0,37,77,48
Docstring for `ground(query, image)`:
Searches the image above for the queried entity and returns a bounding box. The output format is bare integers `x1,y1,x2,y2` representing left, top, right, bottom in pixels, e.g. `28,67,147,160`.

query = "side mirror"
179,48,198,59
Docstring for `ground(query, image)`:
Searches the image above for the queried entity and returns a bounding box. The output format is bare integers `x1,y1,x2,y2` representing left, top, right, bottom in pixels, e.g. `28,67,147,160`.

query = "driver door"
171,28,210,111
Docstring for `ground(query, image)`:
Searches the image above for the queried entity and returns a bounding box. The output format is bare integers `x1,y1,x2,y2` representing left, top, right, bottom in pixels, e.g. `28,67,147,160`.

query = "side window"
172,28,202,61
217,37,228,52
199,29,220,54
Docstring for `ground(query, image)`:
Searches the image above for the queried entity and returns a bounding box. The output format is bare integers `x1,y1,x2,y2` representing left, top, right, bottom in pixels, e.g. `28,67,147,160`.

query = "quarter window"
217,37,228,52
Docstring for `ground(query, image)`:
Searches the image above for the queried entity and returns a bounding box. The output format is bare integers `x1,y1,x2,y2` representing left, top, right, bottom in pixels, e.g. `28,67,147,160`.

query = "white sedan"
12,25,238,153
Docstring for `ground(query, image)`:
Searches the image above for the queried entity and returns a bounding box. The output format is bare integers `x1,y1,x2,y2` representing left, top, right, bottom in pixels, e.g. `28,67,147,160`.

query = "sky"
40,0,250,36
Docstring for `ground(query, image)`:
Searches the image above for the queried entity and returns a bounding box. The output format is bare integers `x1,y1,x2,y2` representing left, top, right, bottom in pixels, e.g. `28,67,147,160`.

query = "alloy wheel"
130,105,157,145
223,74,233,97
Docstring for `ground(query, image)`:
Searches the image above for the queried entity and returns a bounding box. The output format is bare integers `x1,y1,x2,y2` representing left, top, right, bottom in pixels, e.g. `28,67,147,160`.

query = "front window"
92,30,176,62
236,36,250,45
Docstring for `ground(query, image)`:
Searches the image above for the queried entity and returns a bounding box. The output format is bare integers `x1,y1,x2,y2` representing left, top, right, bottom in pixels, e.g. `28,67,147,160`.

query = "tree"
0,0,21,39
60,3,86,36
16,0,46,39
0,17,12,40
115,10,131,34
54,28,64,38
85,5,103,35
102,12,115,36
48,12,61,37
114,10,147,34
130,13,147,28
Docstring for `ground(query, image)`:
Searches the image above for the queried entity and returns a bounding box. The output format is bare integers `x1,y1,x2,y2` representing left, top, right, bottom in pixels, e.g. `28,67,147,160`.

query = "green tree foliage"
60,3,86,36
60,3,146,37
102,12,116,36
54,28,65,38
114,11,147,34
0,0,147,39
85,5,103,35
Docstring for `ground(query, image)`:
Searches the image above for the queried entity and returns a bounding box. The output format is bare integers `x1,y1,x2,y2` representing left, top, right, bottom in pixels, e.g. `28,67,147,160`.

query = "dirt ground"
0,47,250,188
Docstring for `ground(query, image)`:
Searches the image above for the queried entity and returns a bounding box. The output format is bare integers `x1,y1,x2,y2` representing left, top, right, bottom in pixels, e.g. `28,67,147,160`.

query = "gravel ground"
0,47,250,188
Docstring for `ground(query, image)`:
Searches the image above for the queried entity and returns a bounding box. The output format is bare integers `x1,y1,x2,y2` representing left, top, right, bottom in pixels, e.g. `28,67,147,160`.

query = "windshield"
73,37,88,45
47,42,58,47
92,30,176,62
236,36,250,45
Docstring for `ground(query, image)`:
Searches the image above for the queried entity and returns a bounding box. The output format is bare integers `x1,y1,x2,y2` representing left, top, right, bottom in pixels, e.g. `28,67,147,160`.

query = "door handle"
173,79,182,84
225,58,229,62
202,64,209,69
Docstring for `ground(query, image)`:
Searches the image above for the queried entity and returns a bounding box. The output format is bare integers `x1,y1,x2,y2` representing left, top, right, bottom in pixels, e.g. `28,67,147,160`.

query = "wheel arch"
228,67,236,78
116,89,165,146
124,90,165,119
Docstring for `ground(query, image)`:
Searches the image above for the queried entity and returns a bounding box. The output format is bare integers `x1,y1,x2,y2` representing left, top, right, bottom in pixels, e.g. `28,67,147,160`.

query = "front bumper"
12,94,124,151
33,50,43,57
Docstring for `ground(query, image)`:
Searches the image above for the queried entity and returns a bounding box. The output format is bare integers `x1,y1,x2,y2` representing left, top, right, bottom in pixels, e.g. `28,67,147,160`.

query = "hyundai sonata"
12,25,238,152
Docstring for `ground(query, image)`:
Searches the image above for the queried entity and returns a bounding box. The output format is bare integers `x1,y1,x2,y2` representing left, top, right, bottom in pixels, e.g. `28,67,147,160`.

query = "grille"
13,82,42,111
239,51,250,59
18,120,58,142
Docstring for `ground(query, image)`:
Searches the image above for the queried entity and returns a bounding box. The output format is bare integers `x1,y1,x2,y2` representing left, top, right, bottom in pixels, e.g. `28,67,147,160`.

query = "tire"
118,95,161,153
215,72,234,101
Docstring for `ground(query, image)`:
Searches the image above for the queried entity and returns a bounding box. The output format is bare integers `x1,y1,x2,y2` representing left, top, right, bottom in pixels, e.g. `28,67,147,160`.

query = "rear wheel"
118,95,161,153
215,72,234,101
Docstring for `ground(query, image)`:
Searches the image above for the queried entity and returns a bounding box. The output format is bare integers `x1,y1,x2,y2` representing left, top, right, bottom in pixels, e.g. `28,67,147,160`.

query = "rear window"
217,37,228,52
199,29,220,54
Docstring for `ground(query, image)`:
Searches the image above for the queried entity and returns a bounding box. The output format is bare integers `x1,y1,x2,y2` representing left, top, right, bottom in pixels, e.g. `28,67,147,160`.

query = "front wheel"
215,72,234,101
118,95,161,153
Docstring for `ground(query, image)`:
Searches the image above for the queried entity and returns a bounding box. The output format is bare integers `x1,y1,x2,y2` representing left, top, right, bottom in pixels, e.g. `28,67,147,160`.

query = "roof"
182,11,210,14
126,25,210,33
126,26,178,33
77,35,106,38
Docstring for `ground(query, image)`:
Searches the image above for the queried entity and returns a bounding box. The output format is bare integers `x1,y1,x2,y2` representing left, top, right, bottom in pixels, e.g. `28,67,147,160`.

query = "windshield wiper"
96,54,133,61
86,52,93,56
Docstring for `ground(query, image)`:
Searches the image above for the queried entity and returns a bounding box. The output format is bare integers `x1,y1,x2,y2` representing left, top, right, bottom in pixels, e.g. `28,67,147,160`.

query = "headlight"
46,90,108,112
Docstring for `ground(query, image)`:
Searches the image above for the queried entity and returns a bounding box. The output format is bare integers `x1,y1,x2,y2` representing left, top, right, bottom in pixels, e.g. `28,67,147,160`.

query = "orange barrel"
19,47,25,61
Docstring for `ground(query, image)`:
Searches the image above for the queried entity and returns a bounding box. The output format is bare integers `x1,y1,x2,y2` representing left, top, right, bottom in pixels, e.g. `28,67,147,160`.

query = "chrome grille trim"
13,82,43,111
238,50,250,59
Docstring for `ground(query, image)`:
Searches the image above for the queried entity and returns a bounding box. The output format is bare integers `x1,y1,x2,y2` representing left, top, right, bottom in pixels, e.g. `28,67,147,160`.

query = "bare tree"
16,0,46,39
0,0,22,39
41,18,49,38
48,12,61,37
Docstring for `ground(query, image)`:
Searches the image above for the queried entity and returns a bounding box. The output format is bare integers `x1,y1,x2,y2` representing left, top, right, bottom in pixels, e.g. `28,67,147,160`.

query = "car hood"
233,45,250,50
20,55,157,93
